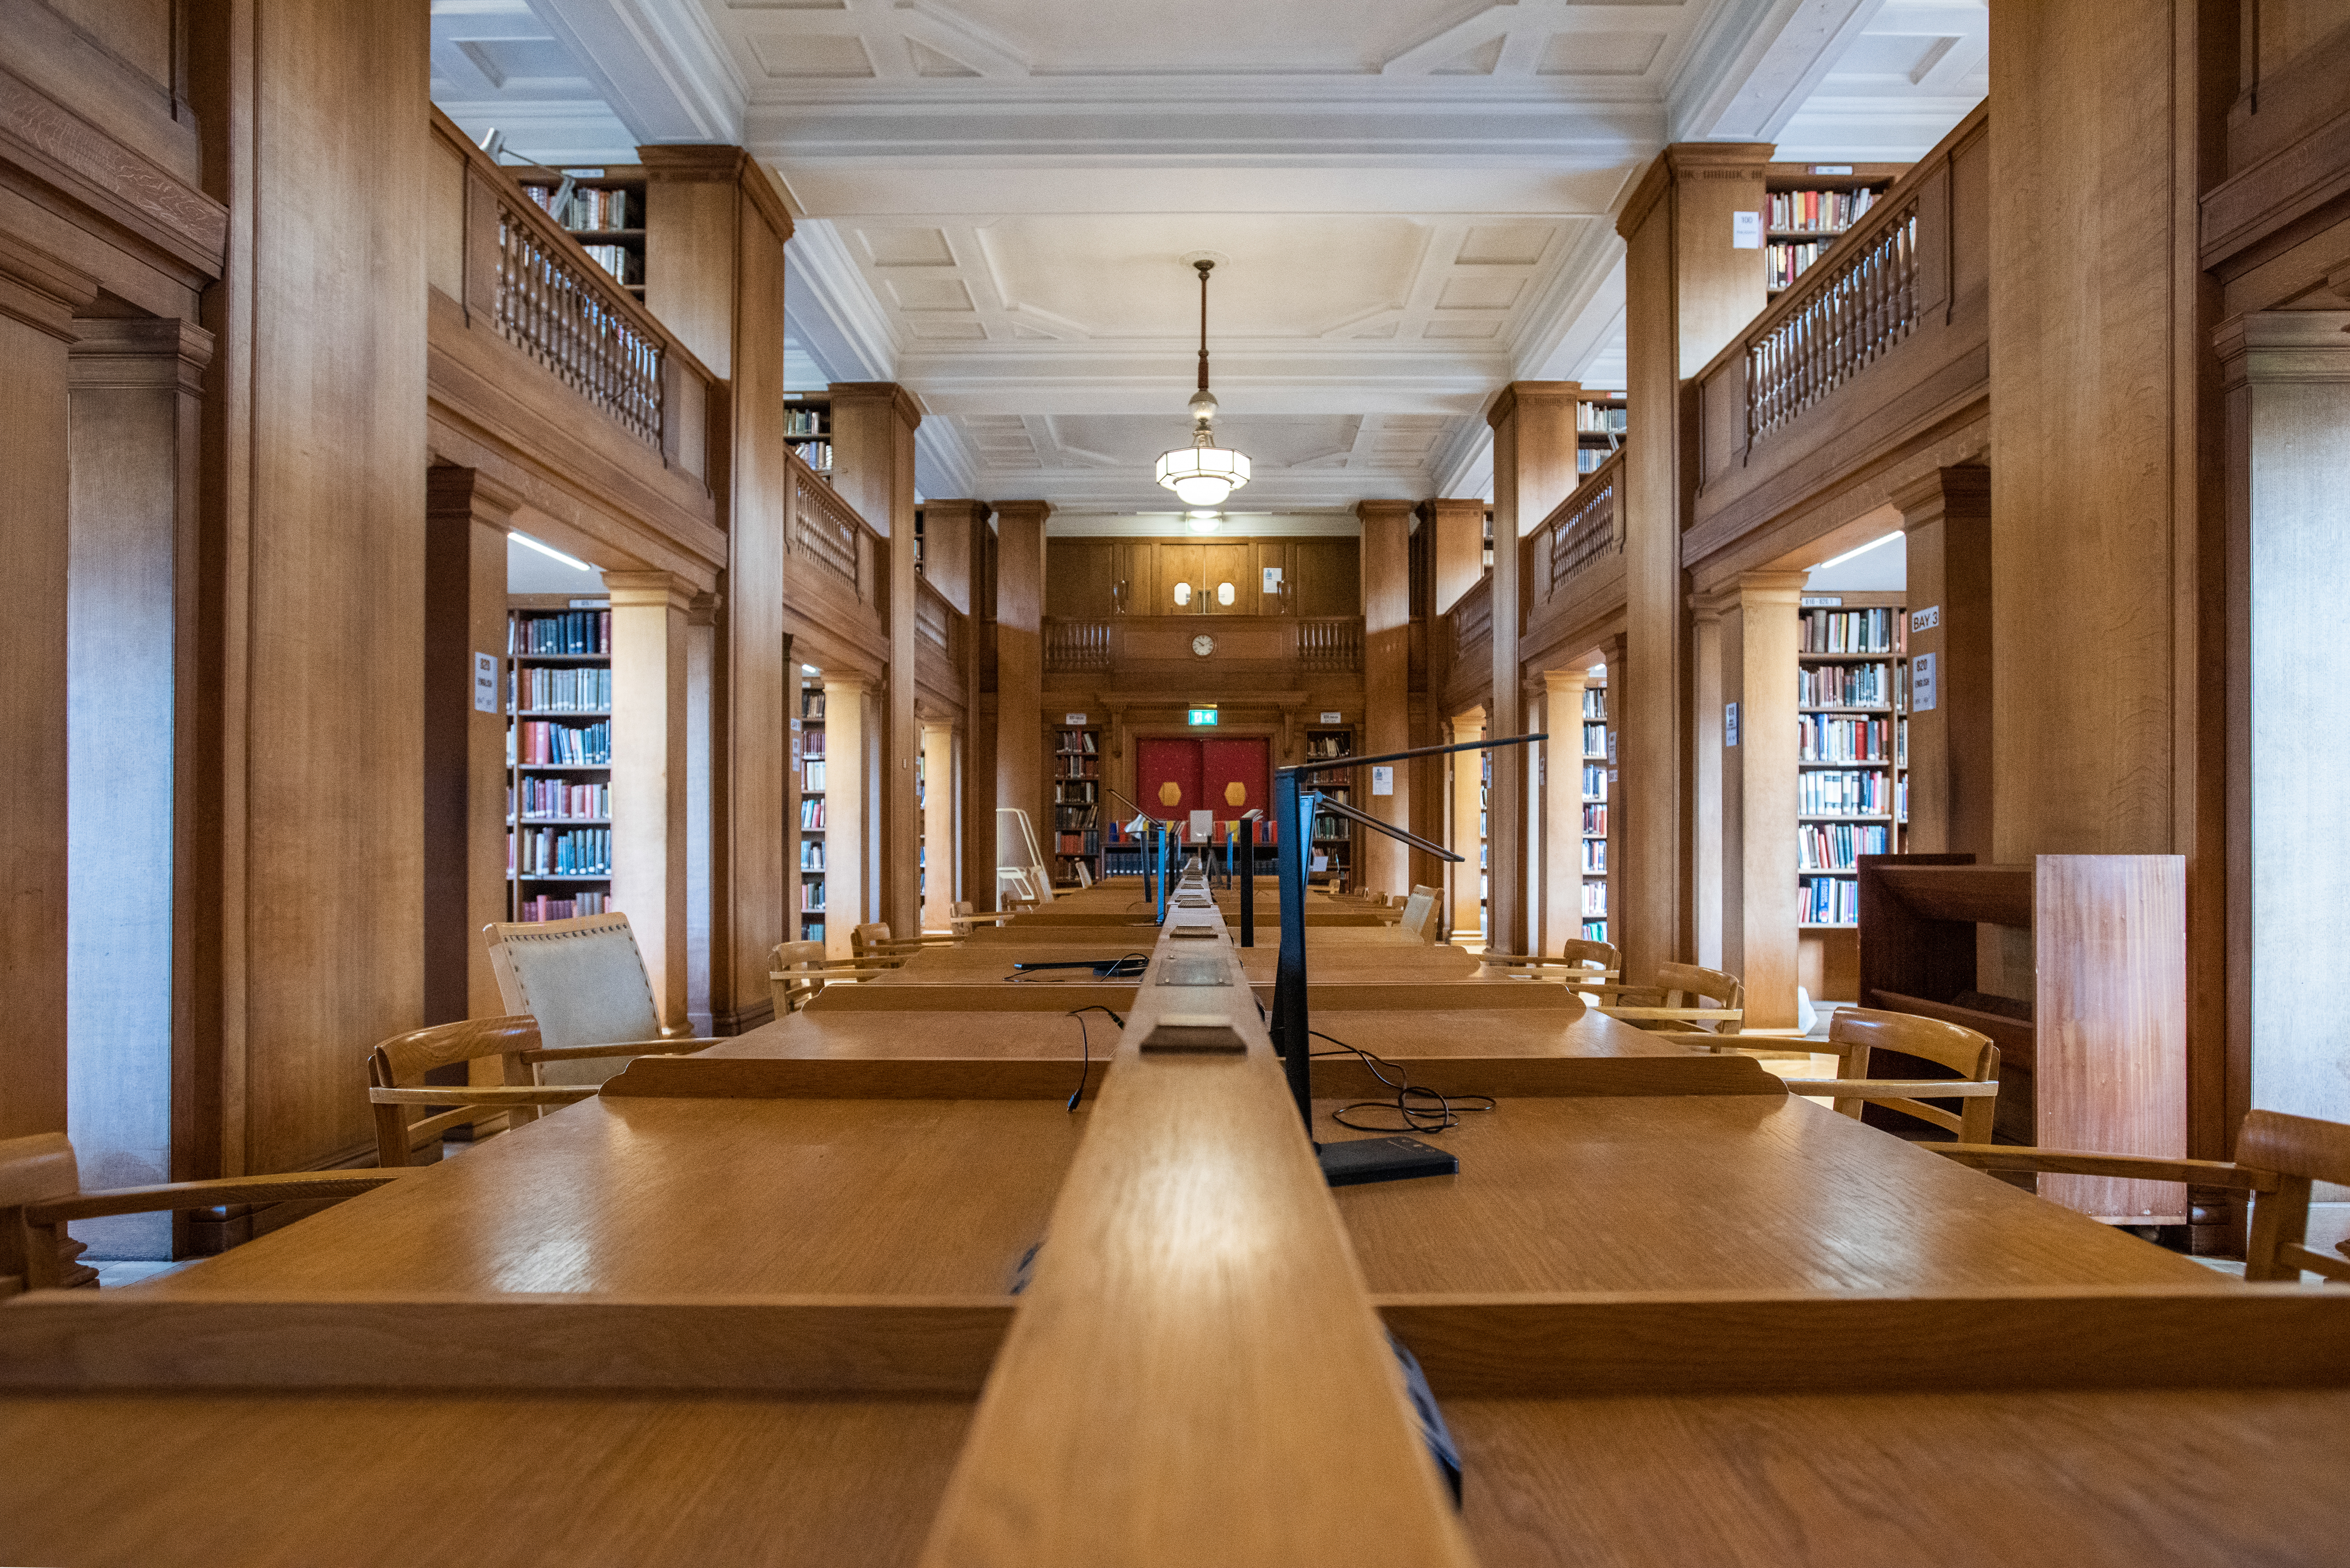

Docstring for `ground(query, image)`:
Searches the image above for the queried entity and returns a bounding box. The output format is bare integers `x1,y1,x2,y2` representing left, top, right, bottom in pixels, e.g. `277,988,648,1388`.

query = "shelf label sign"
1913,652,1938,712
1732,211,1761,249
1064,712,1088,724
1910,605,1940,632
474,653,498,714
1371,765,1394,797
1319,711,1342,724
1725,702,1740,747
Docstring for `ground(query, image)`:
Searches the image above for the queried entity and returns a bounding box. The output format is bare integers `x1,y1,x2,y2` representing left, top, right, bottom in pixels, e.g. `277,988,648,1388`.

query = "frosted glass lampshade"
1155,443,1250,507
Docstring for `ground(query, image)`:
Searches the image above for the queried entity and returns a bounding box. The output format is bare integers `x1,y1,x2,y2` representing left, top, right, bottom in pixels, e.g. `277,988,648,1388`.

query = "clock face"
1192,634,1215,657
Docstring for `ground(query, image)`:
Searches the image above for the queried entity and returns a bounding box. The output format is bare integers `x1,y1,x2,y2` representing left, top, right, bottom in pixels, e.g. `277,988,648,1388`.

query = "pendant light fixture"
1154,259,1250,508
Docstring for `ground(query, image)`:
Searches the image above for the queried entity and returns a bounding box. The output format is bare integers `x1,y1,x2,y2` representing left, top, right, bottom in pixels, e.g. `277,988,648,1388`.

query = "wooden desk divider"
600,1055,1108,1102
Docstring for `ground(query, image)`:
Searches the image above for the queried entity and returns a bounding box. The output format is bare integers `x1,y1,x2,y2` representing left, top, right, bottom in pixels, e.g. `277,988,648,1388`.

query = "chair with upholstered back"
1600,962,1745,1036
365,1015,616,1167
483,913,722,1086
1785,1007,2000,1144
0,1133,410,1296
1396,885,1441,944
1932,1109,2350,1284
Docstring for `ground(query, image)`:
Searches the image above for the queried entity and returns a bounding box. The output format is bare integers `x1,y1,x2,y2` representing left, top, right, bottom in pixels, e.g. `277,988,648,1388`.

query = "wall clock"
1192,634,1215,657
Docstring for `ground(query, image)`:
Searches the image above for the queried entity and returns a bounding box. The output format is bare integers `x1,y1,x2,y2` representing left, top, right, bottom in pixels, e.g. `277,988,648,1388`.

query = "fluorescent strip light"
1813,531,1901,572
510,531,595,572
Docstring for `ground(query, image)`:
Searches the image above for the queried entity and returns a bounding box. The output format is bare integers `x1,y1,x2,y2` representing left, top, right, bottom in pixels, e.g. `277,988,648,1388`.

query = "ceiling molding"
528,0,747,142
1667,0,1886,143
785,220,901,381
915,417,981,500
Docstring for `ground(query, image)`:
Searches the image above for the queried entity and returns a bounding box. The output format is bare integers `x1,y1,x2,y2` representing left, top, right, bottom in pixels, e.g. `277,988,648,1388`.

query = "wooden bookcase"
1579,676,1610,942
1797,591,1908,932
1051,723,1102,885
1763,162,1908,298
1304,725,1356,887
515,166,648,300
507,599,614,922
798,679,827,942
783,393,834,483
1574,390,1626,478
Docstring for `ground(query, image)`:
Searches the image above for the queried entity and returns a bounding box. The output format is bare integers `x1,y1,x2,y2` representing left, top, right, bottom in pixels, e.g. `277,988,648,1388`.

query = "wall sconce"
1173,582,1193,607
1216,581,1235,606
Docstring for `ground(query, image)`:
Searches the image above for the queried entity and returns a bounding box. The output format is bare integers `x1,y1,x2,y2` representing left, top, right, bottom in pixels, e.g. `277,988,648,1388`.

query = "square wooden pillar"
607,572,694,1026
1719,571,1807,1029
821,675,872,956
1897,467,1992,856
1446,709,1485,942
1541,668,1589,956
1358,498,1415,897
993,501,1050,905
922,720,956,931
1424,497,1487,615
1616,141,1771,984
1689,596,1726,969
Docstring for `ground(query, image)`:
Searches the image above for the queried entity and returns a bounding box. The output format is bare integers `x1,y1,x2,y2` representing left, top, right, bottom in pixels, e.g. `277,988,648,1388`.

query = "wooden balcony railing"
1040,616,1363,675
1451,575,1493,669
1540,452,1622,601
1045,619,1112,674
1297,618,1361,673
916,581,952,656
1746,198,1921,447
791,461,865,591
494,206,664,448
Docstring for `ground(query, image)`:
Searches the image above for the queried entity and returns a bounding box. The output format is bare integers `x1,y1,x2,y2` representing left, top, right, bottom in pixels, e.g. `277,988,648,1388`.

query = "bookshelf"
516,167,648,300
1304,726,1356,887
1052,722,1101,885
1796,594,1908,930
783,393,834,483
798,679,827,942
1763,162,1908,298
1579,674,1609,942
1574,391,1627,476
507,599,614,922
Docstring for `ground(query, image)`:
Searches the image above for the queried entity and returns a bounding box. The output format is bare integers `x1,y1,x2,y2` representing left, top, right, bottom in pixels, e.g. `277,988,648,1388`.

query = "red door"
1136,737,1203,823
1200,737,1269,827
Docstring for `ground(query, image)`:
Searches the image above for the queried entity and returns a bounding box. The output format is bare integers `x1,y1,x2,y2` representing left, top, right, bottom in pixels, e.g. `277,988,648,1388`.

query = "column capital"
828,380,925,430
0,231,97,342
65,317,215,392
1486,380,1583,429
1617,142,1775,237
1892,465,1991,528
990,498,1053,527
1354,497,1417,524
1733,568,1811,606
604,570,699,615
1541,666,1591,697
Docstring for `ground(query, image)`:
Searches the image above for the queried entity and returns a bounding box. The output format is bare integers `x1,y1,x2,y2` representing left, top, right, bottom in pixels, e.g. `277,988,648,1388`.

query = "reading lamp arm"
1311,795,1460,862
1275,731,1546,777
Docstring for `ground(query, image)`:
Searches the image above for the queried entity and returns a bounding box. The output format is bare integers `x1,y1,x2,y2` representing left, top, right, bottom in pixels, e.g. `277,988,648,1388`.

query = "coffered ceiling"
431,0,1986,519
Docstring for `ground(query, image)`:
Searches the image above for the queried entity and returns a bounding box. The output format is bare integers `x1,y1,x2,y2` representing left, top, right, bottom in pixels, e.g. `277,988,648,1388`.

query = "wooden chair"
1784,1007,2001,1144
951,900,1019,937
1396,885,1441,944
850,921,959,968
767,940,899,1016
1479,937,1621,992
364,1015,615,1167
1600,961,1746,1037
1931,1109,2350,1283
483,913,723,1086
0,1132,410,1296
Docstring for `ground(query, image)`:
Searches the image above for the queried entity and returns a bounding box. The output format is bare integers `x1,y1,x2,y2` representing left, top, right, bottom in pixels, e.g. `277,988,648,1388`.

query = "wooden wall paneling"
921,720,955,930
1448,710,1485,940
1424,498,1484,615
1690,596,1725,968
62,315,204,1258
1727,571,1806,1028
821,674,869,957
1617,142,1771,988
420,467,514,1028
992,502,1049,907
923,499,981,616
1044,536,1115,619
829,383,923,940
1541,669,1589,956
2222,311,2350,1249
1898,467,1993,856
195,0,431,1174
1292,538,1360,618
685,593,717,1035
965,518,996,914
606,572,694,1025
1358,500,1414,897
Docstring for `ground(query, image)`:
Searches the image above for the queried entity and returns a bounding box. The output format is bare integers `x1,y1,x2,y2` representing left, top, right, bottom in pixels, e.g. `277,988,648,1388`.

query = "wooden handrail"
1450,573,1493,663
1531,449,1624,603
788,445,873,592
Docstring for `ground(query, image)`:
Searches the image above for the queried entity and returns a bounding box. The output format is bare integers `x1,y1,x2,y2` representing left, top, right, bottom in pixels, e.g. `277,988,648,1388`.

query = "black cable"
1307,1029,1494,1135
1063,1005,1126,1111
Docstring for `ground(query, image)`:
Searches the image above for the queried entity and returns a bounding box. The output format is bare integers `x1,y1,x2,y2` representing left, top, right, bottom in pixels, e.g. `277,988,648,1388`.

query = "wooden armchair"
1479,937,1621,992
0,1133,410,1296
767,940,899,1016
951,900,1019,936
850,921,960,968
1784,1007,2001,1144
483,914,722,1086
1931,1109,2350,1283
1600,961,1746,1037
365,1015,615,1167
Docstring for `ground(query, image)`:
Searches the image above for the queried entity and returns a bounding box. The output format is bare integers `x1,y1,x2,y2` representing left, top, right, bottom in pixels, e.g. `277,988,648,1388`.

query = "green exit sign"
1187,706,1219,726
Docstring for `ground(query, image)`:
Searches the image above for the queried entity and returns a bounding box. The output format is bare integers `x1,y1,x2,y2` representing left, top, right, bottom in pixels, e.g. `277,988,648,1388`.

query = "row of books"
515,779,609,820
1800,770,1892,817
518,892,607,923
803,761,827,792
1799,715,1892,763
1575,402,1628,433
1582,920,1607,942
1304,733,1354,761
1766,188,1876,234
1054,755,1099,779
515,720,611,766
1581,688,1606,720
1797,821,1890,873
511,826,612,878
515,611,610,657
1583,764,1609,800
1801,877,1860,926
516,665,610,714
1104,818,1279,845
1055,730,1099,755
801,731,826,757
800,798,826,829
1575,447,1610,474
1582,842,1607,873
582,245,637,286
800,843,824,871
1583,722,1607,757
1799,607,1900,655
801,690,827,720
802,885,826,912
529,184,630,232
1311,812,1355,843
783,407,826,437
1582,883,1607,916
795,440,834,473
1052,805,1098,832
1582,804,1607,835
1056,832,1099,855
1797,661,1893,709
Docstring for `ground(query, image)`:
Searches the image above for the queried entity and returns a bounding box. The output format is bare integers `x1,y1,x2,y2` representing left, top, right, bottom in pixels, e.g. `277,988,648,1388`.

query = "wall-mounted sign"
1319,711,1341,724
1371,765,1394,797
1263,566,1283,593
1064,712,1088,725
1912,652,1938,712
1187,706,1219,726
1725,702,1741,747
1732,211,1761,249
1801,595,1842,608
474,653,499,714
1910,605,1940,633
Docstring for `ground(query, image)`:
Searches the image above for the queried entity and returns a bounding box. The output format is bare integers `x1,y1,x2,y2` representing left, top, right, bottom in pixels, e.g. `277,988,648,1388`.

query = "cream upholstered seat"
483,914,722,1086
1395,885,1441,944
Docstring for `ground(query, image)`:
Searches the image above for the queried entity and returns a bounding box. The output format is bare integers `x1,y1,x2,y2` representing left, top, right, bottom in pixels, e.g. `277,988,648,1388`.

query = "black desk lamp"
1237,808,1264,947
1272,732,1544,1185
1105,787,1169,918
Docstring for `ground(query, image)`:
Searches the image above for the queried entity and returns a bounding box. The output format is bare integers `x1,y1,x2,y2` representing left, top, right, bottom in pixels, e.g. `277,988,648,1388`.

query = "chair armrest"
1787,1079,2001,1099
524,1038,722,1064
368,1086,596,1107
1924,1144,2278,1191
1647,1033,1815,1058
24,1169,415,1226
1476,954,1617,976
1600,1006,1744,1022
769,968,900,983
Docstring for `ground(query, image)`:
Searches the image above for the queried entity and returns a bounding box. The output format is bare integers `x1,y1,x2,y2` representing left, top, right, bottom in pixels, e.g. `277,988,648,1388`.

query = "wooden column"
992,501,1050,905
1357,498,1414,897
685,595,721,1036
1897,467,1992,856
64,316,207,1254
1446,709,1485,941
821,674,870,956
640,145,795,1035
922,720,956,930
1721,571,1807,1029
1424,497,1486,616
195,0,431,1174
606,572,694,1026
1689,596,1726,969
829,383,923,937
1600,633,1626,952
1616,142,1771,984
422,467,516,1026
1541,668,1589,956
1486,383,1583,957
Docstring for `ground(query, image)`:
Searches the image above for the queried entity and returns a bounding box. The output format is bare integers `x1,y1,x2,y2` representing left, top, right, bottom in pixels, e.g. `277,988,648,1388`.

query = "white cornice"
915,418,980,501
784,220,900,382
528,0,747,143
